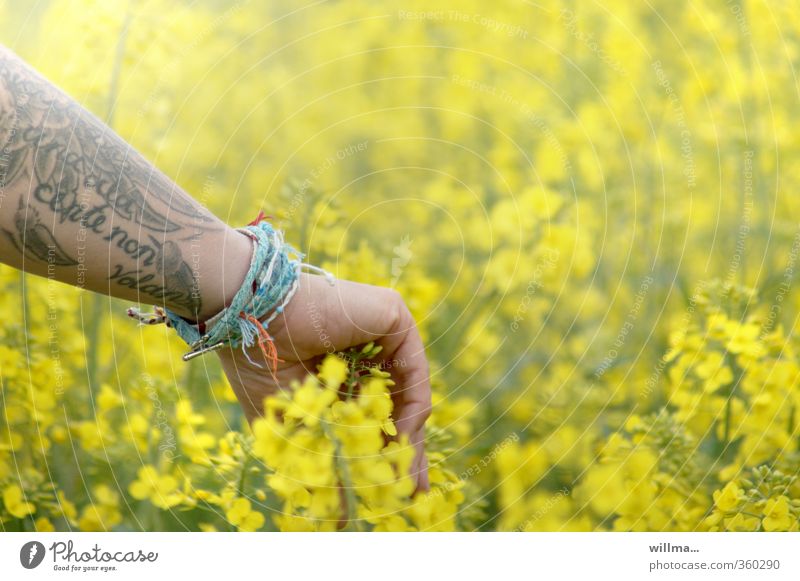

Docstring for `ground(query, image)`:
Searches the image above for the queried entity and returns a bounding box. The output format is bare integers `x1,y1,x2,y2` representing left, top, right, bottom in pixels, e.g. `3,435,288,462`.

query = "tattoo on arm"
0,53,211,231
0,48,215,316
2,197,78,266
109,236,201,315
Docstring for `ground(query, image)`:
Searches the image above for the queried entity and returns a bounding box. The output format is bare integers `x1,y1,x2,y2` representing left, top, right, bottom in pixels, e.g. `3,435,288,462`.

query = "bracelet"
126,212,335,369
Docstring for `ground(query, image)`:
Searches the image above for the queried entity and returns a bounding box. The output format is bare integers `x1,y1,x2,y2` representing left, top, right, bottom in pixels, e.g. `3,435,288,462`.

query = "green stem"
85,296,104,392
19,271,29,336
104,4,134,126
146,402,160,470
723,394,732,449
183,360,199,402
321,420,363,531
87,2,134,391
720,353,744,455
345,366,362,399
148,500,161,531
237,454,251,497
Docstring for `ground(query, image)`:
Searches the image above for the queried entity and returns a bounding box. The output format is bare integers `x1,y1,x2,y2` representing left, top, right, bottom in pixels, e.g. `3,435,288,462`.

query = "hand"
216,273,432,491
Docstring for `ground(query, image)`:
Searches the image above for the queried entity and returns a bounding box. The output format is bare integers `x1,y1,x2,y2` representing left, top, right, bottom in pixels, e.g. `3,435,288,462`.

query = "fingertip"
396,401,431,435
415,453,430,493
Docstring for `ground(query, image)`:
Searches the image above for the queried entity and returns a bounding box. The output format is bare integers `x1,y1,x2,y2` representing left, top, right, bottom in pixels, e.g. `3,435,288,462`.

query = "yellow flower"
94,484,120,506
405,491,458,532
274,513,316,532
267,474,312,507
713,482,743,512
2,484,35,519
78,485,122,531
55,490,78,523
762,496,793,532
97,384,123,410
285,377,337,427
724,512,761,532
226,498,265,532
0,430,24,453
694,353,733,393
306,487,340,520
371,514,415,532
0,345,21,380
71,420,109,451
34,517,55,532
576,463,627,515
179,426,216,462
358,378,397,435
252,415,290,462
176,400,205,426
129,466,183,509
331,401,384,456
78,505,120,531
318,355,348,388
724,321,761,355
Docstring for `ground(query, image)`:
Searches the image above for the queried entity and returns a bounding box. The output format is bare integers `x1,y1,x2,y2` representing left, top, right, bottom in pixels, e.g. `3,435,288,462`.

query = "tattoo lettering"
2,197,78,266
0,52,214,232
33,182,108,234
0,49,214,314
109,235,201,316
102,226,157,267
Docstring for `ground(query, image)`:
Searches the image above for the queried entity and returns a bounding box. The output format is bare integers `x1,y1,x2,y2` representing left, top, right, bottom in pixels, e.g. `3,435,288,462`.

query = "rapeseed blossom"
2,0,800,533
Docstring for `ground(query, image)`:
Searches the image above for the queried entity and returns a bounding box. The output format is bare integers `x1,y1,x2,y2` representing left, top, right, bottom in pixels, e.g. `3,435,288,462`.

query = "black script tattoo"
109,235,201,316
102,226,157,267
2,197,78,266
0,48,217,314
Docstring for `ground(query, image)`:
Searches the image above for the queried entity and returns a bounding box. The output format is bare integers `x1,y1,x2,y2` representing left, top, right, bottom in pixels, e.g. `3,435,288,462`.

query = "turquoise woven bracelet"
127,214,335,367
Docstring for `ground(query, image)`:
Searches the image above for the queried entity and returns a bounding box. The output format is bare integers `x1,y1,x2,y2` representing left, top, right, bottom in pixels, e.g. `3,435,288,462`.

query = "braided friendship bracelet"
127,213,335,368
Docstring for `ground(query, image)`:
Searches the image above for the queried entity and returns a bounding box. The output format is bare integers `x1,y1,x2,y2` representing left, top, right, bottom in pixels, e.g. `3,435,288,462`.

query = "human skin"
0,46,430,490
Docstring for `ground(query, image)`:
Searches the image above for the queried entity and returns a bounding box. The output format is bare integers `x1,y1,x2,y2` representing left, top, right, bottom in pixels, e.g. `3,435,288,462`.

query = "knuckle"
384,288,406,327
385,287,403,305
420,400,432,421
413,399,432,427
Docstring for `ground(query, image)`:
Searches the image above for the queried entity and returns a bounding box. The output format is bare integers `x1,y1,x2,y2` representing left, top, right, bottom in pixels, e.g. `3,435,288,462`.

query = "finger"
389,315,432,438
375,304,431,493
410,427,429,493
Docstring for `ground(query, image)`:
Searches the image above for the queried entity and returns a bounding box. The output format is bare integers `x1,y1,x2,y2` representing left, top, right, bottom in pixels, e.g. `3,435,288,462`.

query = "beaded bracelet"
127,212,334,368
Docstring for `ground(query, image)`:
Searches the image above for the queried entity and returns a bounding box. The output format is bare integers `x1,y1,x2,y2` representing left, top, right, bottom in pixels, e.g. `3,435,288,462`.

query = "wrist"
193,228,254,322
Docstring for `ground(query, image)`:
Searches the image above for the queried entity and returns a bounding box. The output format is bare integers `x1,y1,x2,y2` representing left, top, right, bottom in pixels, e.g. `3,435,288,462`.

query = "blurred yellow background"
2,0,800,531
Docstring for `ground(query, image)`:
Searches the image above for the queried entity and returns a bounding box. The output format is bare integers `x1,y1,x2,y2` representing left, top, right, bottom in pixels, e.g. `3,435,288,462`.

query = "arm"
0,45,250,321
0,46,431,489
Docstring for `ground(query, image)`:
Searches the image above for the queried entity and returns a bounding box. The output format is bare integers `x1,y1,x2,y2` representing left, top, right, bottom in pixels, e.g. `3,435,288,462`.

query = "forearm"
0,46,250,321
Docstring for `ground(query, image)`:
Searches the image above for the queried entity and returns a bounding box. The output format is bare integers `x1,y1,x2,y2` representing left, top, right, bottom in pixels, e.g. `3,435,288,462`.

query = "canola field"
2,0,800,531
